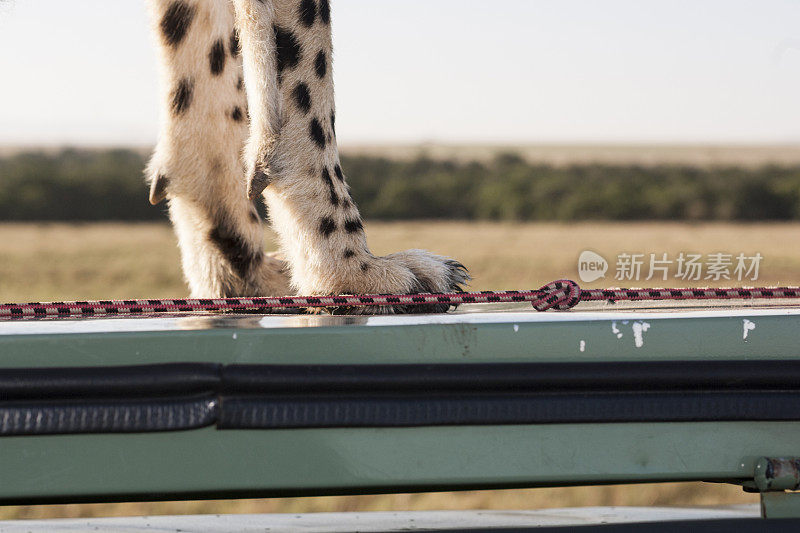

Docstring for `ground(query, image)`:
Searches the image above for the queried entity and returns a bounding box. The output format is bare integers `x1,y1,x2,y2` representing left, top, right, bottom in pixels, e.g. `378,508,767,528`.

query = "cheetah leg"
232,0,469,312
145,0,290,298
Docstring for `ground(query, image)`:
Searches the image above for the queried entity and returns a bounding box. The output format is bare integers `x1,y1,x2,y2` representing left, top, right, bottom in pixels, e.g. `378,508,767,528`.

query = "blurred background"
1,0,799,519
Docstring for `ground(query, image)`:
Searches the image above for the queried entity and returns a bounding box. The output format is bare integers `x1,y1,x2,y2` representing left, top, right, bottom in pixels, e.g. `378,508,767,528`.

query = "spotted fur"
314,50,327,78
145,0,289,298
145,0,468,310
171,78,193,115
292,82,312,114
160,1,195,47
208,39,226,75
321,167,339,205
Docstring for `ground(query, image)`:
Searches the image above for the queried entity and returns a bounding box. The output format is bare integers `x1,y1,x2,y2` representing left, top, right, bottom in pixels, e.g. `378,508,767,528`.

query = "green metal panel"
0,422,794,503
761,492,800,519
1,306,799,503
0,307,799,367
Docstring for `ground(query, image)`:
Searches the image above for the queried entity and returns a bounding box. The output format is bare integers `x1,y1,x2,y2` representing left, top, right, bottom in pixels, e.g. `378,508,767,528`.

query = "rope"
2,280,800,319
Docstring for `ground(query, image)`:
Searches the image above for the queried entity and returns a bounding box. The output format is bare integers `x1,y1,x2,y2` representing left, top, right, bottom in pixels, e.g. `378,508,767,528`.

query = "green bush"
1,148,799,222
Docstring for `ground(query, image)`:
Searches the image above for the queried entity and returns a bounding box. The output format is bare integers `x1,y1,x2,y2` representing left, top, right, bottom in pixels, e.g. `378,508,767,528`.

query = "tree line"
1,148,798,221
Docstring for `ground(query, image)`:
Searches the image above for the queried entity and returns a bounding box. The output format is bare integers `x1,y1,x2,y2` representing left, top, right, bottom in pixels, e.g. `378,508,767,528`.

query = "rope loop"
4,280,800,319
531,279,582,311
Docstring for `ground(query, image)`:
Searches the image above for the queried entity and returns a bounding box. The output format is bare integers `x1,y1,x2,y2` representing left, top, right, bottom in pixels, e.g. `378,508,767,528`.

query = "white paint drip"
631,321,650,348
612,321,651,348
743,319,756,341
513,324,519,332
579,340,586,352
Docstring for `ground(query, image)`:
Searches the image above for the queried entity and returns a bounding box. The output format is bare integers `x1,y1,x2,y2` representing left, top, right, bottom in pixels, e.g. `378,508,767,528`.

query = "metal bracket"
739,457,800,518
754,457,800,492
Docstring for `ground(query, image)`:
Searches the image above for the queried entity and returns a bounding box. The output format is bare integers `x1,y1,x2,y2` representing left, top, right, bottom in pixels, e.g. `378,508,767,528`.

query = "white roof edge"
0,506,761,532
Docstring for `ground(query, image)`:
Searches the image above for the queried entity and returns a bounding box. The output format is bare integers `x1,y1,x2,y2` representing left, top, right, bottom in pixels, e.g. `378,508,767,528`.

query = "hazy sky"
1,0,799,146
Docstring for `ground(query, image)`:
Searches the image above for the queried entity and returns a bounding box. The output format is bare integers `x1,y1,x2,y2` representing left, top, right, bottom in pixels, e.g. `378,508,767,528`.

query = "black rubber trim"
222,361,800,393
218,361,800,428
0,364,220,435
218,391,800,429
6,360,800,435
0,396,217,436
0,363,220,399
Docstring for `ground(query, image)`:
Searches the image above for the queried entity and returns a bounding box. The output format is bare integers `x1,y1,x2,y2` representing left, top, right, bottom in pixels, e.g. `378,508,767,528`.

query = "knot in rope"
4,280,800,319
532,279,582,311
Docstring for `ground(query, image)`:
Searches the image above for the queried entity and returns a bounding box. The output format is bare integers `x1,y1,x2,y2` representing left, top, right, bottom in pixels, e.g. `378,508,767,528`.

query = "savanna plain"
2,219,797,519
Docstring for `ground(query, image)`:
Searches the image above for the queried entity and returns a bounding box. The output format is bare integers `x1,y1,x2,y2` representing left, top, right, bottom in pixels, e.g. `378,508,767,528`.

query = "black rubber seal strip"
222,360,800,394
7,360,800,435
0,395,218,436
218,391,800,429
0,363,220,400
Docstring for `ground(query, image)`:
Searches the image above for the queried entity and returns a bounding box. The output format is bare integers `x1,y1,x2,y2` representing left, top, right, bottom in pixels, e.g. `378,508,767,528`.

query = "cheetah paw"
326,249,470,315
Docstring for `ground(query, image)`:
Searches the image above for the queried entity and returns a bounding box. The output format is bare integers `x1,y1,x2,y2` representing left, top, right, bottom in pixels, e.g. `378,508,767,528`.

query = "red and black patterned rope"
2,280,800,319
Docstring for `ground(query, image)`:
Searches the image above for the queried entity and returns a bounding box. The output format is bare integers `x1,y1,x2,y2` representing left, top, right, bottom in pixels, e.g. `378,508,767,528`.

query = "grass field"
3,220,798,519
341,143,800,167
1,221,798,302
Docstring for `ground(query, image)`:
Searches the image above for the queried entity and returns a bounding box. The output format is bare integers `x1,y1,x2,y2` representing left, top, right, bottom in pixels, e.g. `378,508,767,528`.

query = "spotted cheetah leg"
145,0,290,298
232,0,469,312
